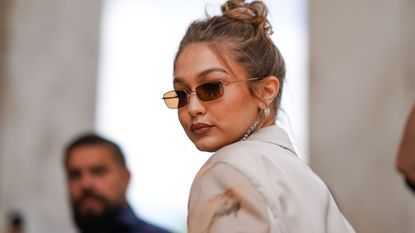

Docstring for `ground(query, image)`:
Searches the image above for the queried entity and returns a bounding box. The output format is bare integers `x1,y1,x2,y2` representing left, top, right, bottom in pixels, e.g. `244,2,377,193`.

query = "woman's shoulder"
204,130,324,193
207,133,299,172
208,140,264,168
206,140,301,185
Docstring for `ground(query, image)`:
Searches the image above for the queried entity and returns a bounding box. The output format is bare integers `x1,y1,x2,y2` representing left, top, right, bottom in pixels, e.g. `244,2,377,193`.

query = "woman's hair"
174,0,286,113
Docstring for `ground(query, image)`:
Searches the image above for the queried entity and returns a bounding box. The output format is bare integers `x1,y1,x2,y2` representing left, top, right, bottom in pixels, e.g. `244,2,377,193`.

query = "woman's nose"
186,92,206,117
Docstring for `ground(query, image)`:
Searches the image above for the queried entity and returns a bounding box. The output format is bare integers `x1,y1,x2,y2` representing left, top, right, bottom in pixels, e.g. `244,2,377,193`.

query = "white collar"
247,125,297,156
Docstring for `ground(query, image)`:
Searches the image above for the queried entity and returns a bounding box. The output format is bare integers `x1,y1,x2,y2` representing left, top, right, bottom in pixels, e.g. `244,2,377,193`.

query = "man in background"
4,211,24,233
396,103,415,193
63,133,171,233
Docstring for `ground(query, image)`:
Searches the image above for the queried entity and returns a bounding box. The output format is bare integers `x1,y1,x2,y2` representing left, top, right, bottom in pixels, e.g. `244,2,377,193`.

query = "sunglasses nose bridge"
183,89,197,100
186,89,206,112
186,89,196,96
180,89,197,107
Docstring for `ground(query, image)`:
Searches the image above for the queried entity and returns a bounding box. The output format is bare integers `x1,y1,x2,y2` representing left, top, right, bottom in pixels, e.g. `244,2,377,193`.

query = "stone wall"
310,0,415,232
0,1,101,232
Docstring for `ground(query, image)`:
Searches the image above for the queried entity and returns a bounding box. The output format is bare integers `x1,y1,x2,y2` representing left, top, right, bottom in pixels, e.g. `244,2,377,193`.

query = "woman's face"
174,43,260,152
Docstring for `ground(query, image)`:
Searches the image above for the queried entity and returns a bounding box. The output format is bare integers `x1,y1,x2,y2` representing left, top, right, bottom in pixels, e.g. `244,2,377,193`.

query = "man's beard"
71,189,127,233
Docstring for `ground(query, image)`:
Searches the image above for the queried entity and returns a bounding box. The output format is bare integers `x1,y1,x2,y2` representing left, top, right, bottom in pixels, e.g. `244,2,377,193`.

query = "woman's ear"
258,76,280,107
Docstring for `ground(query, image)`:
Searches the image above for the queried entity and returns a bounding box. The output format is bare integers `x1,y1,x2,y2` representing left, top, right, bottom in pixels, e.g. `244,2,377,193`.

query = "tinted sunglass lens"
163,90,187,109
176,90,188,108
163,91,179,108
196,81,224,101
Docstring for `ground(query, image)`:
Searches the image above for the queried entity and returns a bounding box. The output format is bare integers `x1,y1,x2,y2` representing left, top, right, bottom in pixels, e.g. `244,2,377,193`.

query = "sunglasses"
162,77,260,109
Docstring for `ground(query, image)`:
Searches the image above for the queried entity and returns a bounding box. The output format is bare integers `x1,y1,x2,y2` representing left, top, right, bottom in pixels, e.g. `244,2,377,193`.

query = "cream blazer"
187,125,356,233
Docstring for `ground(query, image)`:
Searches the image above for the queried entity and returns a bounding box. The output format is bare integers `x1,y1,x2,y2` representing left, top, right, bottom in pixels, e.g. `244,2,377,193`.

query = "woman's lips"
191,123,212,135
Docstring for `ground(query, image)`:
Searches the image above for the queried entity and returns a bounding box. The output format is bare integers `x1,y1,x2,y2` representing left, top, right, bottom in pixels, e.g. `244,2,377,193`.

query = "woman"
162,0,356,232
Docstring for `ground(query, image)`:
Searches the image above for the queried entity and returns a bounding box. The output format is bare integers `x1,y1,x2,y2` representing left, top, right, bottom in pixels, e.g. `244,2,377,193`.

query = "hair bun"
221,0,272,35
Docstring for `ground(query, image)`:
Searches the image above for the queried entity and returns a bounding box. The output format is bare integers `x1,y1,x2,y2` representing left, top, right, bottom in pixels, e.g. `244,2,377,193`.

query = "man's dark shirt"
78,204,172,233
116,205,172,233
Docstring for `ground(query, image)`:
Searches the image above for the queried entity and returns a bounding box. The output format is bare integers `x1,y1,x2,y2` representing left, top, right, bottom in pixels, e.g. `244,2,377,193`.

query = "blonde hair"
174,0,285,112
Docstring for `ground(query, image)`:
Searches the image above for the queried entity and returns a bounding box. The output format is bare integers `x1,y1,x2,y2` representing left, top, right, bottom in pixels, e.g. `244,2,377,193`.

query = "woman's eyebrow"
197,68,229,78
173,78,183,85
173,68,229,84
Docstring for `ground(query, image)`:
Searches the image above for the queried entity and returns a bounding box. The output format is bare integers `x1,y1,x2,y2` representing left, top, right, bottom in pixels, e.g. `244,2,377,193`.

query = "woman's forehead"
174,43,245,82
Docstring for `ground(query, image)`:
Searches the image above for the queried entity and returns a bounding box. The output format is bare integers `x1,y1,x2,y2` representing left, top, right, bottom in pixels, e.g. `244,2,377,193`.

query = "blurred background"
0,0,414,233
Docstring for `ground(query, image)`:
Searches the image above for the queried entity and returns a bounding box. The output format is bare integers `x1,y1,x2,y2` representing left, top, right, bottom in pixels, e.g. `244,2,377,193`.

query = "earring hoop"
264,106,270,118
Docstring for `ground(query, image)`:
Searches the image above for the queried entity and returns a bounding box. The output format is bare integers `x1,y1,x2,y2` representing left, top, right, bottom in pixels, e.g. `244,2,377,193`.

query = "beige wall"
310,0,415,233
0,1,101,232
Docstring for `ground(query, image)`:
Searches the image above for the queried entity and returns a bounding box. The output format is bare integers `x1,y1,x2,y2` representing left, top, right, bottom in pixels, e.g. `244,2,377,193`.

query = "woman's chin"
194,144,216,153
193,139,219,153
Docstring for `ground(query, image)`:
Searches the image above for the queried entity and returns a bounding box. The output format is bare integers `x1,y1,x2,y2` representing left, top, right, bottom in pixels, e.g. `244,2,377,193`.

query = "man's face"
66,145,130,216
